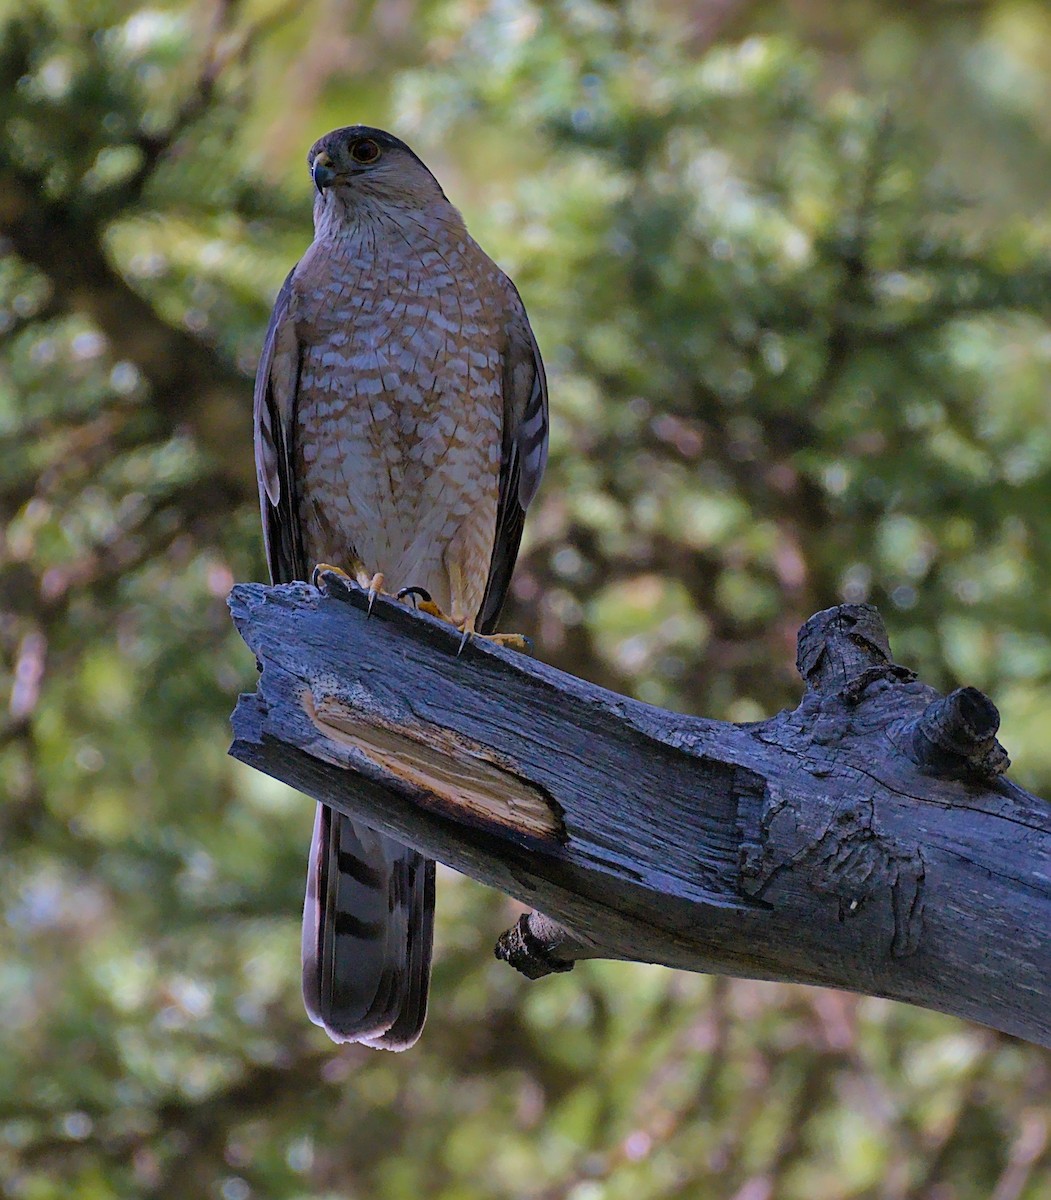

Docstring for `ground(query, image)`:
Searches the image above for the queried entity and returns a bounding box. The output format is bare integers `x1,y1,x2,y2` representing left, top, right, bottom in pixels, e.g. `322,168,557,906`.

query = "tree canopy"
2,2,1049,1198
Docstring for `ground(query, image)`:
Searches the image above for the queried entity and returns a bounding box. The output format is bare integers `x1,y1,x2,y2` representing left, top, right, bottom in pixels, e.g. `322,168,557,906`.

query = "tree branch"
228,575,1050,1047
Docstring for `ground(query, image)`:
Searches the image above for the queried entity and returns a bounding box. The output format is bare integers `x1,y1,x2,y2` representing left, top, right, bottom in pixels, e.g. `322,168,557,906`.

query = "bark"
228,573,1051,1048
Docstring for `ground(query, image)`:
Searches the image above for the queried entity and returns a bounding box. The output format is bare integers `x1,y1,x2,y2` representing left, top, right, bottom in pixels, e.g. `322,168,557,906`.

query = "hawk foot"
456,617,534,658
312,563,385,614
394,588,533,657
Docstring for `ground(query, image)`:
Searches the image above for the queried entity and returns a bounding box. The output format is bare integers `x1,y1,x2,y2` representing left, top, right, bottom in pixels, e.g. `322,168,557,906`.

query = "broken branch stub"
229,579,1051,1047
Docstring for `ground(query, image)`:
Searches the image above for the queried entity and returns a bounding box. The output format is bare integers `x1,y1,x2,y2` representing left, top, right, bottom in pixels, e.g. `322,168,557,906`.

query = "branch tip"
495,913,580,980
906,687,1009,779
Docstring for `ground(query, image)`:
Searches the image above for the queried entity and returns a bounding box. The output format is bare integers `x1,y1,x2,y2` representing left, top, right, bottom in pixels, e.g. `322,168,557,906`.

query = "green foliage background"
1,1,1049,1196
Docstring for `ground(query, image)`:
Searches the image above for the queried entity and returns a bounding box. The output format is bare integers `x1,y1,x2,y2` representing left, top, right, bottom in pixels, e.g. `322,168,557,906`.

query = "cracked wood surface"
228,577,1051,1047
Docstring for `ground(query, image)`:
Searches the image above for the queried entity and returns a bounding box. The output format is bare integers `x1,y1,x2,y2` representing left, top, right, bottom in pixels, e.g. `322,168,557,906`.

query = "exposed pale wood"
304,689,564,840
228,574,1051,1047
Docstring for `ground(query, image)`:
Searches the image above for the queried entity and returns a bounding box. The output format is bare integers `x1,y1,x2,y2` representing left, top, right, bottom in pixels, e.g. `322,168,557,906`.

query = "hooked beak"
312,152,336,194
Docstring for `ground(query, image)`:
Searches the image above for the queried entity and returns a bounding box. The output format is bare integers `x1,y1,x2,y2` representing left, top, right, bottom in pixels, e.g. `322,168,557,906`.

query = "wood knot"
904,687,1010,780
796,605,897,696
495,913,577,979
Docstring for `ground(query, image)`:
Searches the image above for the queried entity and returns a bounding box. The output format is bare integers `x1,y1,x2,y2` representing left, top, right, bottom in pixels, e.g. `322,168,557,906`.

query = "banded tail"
302,804,435,1050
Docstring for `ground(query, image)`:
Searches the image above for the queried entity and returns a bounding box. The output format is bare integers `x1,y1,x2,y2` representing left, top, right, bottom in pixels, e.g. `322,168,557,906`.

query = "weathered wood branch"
228,575,1051,1047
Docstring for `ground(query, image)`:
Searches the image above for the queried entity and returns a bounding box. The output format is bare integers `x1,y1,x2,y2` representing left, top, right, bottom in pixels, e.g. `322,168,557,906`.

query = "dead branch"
228,574,1050,1047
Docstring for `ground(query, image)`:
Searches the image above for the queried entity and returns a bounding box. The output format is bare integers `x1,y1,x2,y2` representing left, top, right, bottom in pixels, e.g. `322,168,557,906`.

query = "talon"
456,616,477,657
363,572,384,615
397,587,450,620
396,586,432,611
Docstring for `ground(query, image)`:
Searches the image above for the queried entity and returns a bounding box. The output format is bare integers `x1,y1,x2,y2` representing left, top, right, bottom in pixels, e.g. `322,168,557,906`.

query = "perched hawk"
253,126,549,1049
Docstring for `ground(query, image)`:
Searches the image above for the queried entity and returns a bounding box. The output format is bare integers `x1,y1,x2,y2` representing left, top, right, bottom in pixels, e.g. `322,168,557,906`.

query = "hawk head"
307,126,448,220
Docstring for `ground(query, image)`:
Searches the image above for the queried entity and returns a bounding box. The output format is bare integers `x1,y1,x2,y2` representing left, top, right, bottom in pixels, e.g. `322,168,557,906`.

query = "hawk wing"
253,266,435,1051
254,266,306,585
477,284,549,633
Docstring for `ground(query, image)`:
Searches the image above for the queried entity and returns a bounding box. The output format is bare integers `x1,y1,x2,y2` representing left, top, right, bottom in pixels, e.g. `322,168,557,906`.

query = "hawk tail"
301,804,434,1050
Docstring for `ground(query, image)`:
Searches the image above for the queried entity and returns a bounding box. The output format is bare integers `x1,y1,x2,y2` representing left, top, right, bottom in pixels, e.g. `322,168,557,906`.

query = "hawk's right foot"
312,563,385,614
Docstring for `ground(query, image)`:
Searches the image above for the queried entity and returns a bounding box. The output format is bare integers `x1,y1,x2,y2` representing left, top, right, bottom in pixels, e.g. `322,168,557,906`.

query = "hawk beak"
312,152,336,193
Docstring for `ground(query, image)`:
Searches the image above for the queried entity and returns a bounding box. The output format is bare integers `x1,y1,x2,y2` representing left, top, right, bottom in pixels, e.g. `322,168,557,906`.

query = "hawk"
253,126,549,1049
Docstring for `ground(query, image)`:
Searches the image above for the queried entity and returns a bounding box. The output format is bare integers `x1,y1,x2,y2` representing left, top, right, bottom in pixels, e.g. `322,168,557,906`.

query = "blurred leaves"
1,1,1050,1198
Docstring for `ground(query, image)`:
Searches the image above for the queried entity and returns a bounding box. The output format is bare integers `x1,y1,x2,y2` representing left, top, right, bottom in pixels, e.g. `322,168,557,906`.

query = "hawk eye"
350,139,381,164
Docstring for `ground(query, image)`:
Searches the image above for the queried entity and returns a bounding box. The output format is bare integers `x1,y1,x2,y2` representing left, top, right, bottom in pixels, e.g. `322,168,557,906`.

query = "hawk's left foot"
455,617,533,657
395,589,532,656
